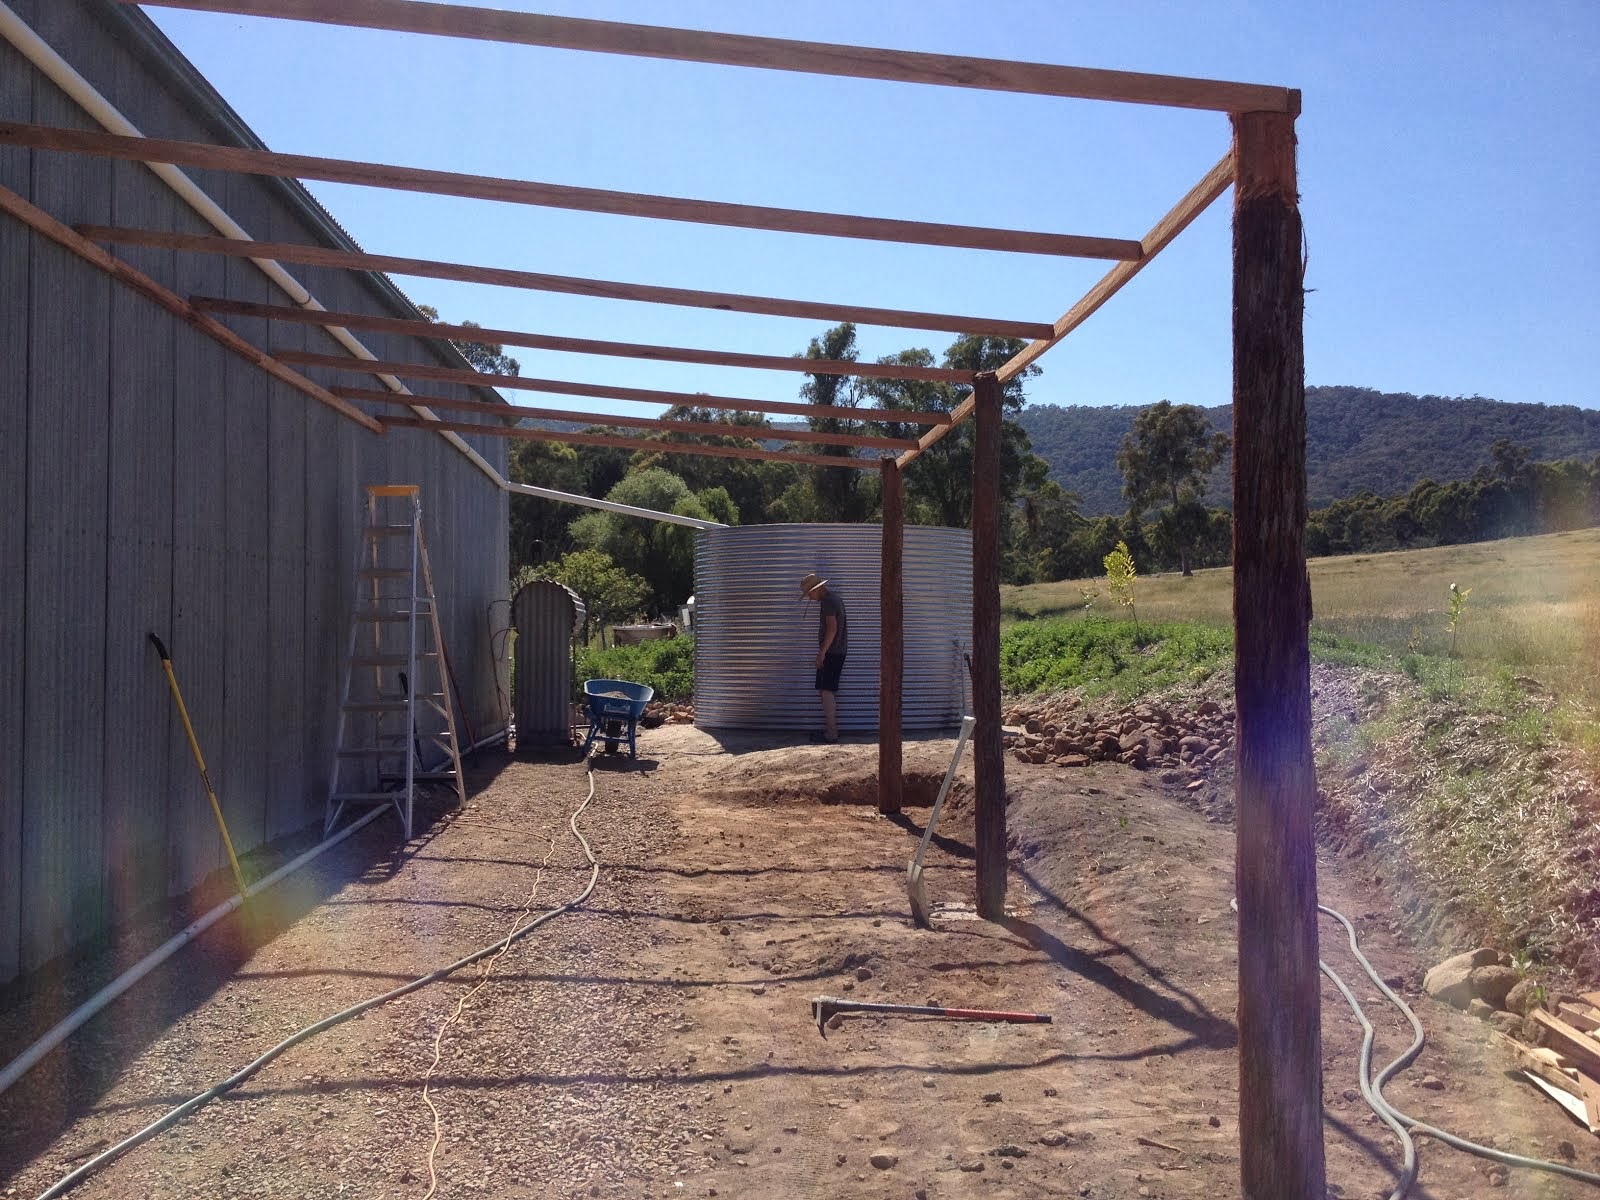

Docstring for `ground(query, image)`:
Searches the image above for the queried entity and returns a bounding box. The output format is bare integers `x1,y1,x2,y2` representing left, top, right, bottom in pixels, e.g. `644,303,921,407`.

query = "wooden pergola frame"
2,3,1319,1191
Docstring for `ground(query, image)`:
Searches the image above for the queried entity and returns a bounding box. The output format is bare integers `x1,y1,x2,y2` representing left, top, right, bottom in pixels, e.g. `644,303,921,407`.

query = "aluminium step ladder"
325,485,466,839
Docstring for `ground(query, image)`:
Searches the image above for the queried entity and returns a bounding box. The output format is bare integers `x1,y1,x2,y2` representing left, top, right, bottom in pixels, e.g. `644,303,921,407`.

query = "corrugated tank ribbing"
693,524,971,732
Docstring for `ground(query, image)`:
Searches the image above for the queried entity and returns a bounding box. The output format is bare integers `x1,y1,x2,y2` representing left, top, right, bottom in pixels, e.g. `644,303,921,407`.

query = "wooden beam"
331,383,945,429
1230,110,1321,1199
81,226,1053,341
192,296,977,383
996,153,1236,384
878,458,904,816
327,386,918,450
272,348,948,428
126,1,1299,114
898,152,1237,471
0,183,382,434
970,374,1005,919
3,123,1140,259
1531,1010,1600,1081
379,415,883,471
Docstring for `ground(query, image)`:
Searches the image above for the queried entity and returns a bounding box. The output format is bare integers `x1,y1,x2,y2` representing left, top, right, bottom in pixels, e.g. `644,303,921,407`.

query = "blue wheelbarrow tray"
582,678,655,759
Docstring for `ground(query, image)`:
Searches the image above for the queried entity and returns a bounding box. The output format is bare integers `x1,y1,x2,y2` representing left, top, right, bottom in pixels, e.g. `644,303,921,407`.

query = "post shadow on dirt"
881,810,975,861
1014,861,1228,1035
0,747,521,1183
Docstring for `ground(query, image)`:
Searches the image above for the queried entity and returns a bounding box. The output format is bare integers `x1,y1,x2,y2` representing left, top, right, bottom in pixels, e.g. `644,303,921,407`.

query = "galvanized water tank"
511,579,585,747
693,524,971,732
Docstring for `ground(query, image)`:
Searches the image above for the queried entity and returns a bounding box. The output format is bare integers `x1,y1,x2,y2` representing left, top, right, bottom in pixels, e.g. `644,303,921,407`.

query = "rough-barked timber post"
1231,109,1322,1199
878,458,904,815
970,374,1006,918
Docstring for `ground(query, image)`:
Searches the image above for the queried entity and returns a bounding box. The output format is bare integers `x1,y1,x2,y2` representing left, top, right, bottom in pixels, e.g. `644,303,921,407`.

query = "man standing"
800,572,846,743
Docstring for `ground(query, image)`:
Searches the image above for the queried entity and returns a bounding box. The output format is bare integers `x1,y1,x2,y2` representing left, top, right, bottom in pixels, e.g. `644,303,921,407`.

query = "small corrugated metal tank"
694,524,971,732
511,579,586,747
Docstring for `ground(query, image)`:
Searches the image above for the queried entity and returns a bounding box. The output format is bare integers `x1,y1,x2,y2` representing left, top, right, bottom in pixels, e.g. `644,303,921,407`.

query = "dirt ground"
3,721,1599,1199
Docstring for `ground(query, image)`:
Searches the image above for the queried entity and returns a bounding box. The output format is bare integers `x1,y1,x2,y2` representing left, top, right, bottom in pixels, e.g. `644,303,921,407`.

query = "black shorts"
814,653,846,693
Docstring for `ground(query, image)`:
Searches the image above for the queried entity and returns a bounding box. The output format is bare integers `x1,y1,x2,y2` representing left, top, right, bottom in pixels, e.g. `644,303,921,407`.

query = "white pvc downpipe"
0,805,387,1097
506,481,726,529
0,0,505,490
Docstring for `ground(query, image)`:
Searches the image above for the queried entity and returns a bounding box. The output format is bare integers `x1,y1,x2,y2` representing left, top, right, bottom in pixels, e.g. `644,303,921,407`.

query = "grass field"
1004,527,1600,704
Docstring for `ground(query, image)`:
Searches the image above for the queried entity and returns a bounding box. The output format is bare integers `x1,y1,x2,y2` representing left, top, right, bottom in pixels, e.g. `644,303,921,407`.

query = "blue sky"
143,1,1598,416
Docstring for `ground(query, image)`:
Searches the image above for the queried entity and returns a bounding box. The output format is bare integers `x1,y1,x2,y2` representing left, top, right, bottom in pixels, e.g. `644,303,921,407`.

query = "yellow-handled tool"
149,633,247,898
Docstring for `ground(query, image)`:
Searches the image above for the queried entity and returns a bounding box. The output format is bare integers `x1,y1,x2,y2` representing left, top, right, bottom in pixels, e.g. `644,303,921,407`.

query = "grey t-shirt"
818,590,847,656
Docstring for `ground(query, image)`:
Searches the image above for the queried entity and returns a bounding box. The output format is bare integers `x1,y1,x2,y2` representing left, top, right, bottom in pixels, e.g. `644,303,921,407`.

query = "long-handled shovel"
907,714,976,928
149,633,247,898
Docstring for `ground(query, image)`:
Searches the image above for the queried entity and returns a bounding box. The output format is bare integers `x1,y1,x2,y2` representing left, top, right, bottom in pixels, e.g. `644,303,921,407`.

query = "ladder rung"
349,654,440,667
354,612,421,623
358,569,414,579
367,484,420,496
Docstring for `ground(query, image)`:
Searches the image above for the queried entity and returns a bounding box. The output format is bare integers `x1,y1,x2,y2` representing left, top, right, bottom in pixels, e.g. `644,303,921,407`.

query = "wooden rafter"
191,297,977,384
272,349,947,427
79,226,1053,340
898,152,1237,468
329,387,918,451
379,415,884,471
4,123,1141,259
0,182,382,433
125,0,1300,114
330,384,941,429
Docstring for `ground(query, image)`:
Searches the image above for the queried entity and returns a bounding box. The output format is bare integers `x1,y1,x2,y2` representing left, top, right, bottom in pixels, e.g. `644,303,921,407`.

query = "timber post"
1231,106,1323,1199
971,373,1006,919
879,457,904,815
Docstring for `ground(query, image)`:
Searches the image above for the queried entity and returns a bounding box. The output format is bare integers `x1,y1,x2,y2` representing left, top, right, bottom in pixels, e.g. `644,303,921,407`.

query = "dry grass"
1006,527,1600,706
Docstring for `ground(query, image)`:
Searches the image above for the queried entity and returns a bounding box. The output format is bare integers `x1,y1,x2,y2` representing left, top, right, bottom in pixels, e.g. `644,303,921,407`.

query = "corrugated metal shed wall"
694,524,972,732
0,0,510,982
510,580,584,746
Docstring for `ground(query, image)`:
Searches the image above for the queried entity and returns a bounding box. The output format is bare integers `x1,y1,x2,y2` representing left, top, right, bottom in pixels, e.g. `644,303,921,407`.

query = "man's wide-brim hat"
799,572,829,597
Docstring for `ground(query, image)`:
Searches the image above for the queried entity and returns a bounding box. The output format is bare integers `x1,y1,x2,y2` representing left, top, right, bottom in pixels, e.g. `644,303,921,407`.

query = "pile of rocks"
1423,947,1564,1037
1002,693,1234,780
643,701,696,726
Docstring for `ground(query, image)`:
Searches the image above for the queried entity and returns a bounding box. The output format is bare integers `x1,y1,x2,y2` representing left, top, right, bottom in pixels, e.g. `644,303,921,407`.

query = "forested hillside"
1018,387,1600,514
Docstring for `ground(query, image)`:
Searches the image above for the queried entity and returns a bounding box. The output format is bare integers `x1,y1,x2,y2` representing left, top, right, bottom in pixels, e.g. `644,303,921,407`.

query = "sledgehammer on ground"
811,996,1052,1038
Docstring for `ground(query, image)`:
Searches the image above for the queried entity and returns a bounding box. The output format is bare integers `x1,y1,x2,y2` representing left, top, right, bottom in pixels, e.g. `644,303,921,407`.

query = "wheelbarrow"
581,678,655,759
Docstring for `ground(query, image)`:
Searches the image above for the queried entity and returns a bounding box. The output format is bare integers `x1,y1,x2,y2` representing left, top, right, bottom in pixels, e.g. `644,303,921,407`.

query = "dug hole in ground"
1,686,1597,1199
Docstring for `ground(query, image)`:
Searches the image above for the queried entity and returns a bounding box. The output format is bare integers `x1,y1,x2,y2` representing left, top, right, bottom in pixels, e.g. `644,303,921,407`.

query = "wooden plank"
1582,992,1600,1011
1559,1004,1600,1034
996,153,1236,384
327,386,917,450
83,226,1055,340
900,153,1237,471
878,459,904,816
1496,1034,1600,1133
1231,110,1322,1199
331,383,947,429
379,416,885,471
970,374,1005,918
1532,1010,1600,1080
275,349,954,429
2,122,1140,259
0,185,381,432
193,297,979,384
125,0,1299,114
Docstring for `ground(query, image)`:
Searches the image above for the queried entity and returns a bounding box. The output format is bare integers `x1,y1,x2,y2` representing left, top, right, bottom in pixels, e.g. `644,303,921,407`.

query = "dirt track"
3,721,1598,1198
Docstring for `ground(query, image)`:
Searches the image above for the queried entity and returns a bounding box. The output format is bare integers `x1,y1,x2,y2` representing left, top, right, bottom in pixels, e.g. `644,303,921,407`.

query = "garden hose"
36,756,602,1199
1231,897,1600,1195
